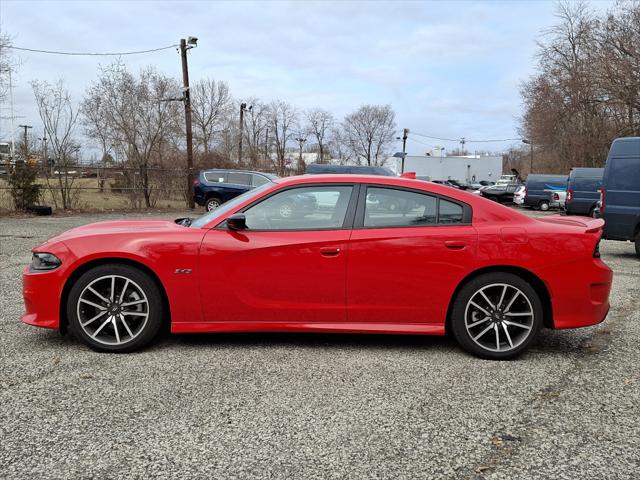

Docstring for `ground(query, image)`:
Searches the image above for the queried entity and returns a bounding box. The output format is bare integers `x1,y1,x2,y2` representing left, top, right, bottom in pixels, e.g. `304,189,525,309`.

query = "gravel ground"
0,209,638,479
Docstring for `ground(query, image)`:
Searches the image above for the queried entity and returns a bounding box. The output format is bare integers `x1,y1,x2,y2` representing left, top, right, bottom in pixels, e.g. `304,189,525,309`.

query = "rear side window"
439,199,463,224
363,187,466,227
609,158,640,190
204,171,227,183
227,172,252,185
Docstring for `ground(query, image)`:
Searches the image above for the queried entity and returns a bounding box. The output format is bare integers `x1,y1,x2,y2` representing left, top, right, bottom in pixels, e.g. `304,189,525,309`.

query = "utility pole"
238,103,251,166
522,139,533,173
295,136,307,174
180,37,197,209
18,124,32,160
401,128,409,173
460,137,466,155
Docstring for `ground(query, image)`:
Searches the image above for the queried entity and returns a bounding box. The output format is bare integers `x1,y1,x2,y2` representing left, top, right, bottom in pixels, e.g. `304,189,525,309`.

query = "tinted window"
439,199,464,224
252,174,271,187
227,172,252,185
609,158,640,191
364,188,437,227
204,171,227,183
244,186,353,230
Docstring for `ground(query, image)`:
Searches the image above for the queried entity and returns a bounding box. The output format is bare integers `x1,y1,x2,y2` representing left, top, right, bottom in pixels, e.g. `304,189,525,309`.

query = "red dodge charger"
22,174,612,359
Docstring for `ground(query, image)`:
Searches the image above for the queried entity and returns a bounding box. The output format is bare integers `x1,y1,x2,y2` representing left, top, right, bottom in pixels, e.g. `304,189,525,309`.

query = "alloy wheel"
464,283,534,353
76,275,149,346
207,198,221,211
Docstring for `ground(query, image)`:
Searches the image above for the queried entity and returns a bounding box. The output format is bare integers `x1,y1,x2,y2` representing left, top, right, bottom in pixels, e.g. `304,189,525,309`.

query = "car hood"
43,219,186,244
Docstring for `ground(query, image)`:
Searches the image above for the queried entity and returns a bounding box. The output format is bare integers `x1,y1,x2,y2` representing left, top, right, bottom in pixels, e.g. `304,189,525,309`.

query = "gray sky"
0,0,614,156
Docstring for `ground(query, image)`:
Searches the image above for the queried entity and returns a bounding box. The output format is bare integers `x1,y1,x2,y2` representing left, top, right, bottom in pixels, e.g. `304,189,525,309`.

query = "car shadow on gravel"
164,331,458,352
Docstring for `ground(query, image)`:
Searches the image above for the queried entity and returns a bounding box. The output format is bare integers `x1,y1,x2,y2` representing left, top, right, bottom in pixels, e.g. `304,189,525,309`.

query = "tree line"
519,0,640,174
4,56,398,208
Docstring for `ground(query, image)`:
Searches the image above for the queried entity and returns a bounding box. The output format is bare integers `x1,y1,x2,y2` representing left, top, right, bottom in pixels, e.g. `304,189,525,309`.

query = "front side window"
364,187,466,227
252,174,270,187
243,186,353,230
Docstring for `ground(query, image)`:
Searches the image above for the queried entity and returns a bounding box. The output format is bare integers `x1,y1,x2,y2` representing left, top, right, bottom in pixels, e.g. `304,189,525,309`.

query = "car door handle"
320,247,341,257
444,240,467,250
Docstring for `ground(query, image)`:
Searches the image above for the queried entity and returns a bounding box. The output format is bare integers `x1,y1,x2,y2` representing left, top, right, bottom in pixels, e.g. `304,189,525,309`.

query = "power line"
5,44,178,56
411,131,521,143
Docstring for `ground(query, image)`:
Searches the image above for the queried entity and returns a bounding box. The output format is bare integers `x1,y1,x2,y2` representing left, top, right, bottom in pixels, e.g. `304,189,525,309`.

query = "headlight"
31,253,62,271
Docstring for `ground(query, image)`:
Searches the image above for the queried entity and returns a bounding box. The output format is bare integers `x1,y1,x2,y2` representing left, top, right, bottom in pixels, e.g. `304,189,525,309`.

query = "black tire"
27,205,53,216
635,231,640,258
489,196,499,203
450,272,543,360
539,200,550,211
206,196,222,211
67,264,164,353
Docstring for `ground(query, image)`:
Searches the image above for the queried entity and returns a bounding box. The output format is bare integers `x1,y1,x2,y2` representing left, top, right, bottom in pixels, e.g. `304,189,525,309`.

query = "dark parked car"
306,163,396,176
598,137,640,256
480,183,520,203
194,169,278,211
565,167,603,217
523,174,568,211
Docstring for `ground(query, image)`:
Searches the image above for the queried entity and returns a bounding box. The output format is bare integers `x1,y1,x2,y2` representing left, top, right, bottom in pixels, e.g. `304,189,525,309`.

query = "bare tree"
32,80,80,209
305,108,334,163
242,99,269,169
82,62,182,207
520,1,640,172
191,78,233,153
342,104,396,166
0,33,15,104
268,100,298,175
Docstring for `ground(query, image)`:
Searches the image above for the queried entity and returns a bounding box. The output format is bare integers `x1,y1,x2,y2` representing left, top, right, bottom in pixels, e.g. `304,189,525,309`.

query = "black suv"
194,169,278,211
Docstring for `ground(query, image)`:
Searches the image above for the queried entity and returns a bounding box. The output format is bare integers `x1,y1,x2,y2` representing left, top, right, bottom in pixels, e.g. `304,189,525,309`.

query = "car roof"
201,169,274,176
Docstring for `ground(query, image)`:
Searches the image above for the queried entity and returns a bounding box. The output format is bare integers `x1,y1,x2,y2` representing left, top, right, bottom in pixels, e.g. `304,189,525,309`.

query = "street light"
522,138,533,172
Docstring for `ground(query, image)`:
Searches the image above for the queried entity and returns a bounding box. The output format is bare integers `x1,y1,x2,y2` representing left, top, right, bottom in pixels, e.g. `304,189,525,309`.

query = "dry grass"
0,177,189,212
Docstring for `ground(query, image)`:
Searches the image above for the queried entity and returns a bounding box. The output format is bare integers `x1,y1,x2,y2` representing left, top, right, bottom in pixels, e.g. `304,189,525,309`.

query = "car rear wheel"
539,201,550,211
67,264,163,353
206,197,222,211
451,273,543,360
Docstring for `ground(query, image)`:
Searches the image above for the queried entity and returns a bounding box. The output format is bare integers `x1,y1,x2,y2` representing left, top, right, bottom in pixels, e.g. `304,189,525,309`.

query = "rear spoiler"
537,215,604,233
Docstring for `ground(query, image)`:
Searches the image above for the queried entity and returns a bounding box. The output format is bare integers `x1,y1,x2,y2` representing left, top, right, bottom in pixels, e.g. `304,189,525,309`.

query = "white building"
387,152,503,183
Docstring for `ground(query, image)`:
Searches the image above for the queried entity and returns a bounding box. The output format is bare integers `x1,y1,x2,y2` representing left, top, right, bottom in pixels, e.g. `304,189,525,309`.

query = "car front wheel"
451,273,543,360
67,264,163,352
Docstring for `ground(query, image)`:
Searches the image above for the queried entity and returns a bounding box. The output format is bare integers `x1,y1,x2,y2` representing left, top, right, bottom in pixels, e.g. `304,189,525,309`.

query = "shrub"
8,163,41,210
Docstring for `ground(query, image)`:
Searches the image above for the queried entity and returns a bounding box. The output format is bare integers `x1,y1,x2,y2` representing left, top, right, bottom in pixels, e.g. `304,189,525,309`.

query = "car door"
199,184,357,322
346,185,477,324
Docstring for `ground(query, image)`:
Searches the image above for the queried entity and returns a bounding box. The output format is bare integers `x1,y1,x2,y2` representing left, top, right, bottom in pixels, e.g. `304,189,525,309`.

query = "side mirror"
227,213,247,231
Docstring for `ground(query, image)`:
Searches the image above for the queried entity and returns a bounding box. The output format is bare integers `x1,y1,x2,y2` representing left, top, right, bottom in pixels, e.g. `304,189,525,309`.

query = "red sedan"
22,174,612,359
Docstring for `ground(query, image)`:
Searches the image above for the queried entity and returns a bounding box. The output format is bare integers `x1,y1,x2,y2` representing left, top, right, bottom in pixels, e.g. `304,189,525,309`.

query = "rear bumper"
538,258,613,330
22,266,64,330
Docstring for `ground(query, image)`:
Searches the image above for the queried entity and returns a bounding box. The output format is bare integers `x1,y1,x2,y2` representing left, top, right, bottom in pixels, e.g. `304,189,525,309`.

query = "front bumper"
22,265,66,329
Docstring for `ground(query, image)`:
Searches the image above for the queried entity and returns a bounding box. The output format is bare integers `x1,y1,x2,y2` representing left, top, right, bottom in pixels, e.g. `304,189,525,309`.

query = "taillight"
553,192,559,201
593,239,601,258
599,188,606,213
567,189,573,201
193,179,200,187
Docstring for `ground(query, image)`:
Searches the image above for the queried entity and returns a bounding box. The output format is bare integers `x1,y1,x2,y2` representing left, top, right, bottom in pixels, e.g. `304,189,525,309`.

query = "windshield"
189,182,273,228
